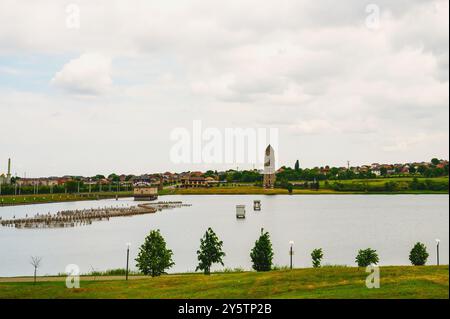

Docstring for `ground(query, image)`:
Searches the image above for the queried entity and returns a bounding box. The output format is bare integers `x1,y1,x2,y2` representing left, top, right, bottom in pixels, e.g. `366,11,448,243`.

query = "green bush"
196,228,225,275
135,229,175,277
355,248,379,267
409,242,429,266
311,248,324,268
250,231,274,271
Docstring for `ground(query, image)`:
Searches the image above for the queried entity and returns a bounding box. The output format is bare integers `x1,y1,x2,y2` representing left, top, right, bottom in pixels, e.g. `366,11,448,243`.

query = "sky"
0,0,448,177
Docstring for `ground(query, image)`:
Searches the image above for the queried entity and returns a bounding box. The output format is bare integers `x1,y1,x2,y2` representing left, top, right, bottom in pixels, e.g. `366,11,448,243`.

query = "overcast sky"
0,0,448,177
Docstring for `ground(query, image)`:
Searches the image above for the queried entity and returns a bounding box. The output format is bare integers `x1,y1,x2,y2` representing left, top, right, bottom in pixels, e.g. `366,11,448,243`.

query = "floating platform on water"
236,205,246,219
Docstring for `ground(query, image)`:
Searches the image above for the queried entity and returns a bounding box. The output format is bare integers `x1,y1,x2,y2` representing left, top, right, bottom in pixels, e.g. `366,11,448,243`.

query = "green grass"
318,176,449,187
160,186,342,195
160,176,448,195
161,186,448,196
0,266,447,299
0,191,133,205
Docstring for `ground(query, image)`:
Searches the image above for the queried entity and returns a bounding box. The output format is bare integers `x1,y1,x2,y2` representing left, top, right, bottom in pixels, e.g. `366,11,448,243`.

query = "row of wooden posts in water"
0,201,191,229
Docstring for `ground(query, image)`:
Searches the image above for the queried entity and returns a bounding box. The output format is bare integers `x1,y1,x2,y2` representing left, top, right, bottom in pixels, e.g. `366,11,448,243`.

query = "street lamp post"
289,241,294,270
126,243,131,280
436,239,440,266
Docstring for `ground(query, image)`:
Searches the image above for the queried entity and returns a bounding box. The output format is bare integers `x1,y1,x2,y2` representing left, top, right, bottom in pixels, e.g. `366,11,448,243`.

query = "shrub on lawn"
311,248,324,268
355,248,379,267
196,227,226,275
409,242,429,266
135,229,175,277
250,230,274,271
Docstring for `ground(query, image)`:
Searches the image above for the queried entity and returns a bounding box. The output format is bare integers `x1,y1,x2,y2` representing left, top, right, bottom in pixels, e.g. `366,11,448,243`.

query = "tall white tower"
6,158,11,184
263,145,276,188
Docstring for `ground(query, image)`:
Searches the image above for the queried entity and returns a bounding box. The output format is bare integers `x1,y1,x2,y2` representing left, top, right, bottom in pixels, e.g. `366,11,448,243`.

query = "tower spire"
6,158,11,184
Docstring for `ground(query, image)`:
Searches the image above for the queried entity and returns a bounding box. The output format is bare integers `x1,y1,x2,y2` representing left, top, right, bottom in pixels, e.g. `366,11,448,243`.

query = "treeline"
277,166,375,181
208,163,448,184
277,165,449,182
211,170,263,183
325,178,448,192
133,228,436,277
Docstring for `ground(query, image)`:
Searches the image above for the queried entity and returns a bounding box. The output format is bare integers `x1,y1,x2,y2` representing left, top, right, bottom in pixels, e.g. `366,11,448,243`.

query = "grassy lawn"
161,185,448,196
0,191,133,206
161,186,342,195
318,176,449,187
0,266,447,299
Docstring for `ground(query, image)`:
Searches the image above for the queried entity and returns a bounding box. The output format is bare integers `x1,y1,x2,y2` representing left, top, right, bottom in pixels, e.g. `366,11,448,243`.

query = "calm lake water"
0,195,448,277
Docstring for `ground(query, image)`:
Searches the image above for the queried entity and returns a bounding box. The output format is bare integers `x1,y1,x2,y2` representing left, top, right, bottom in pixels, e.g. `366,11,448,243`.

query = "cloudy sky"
0,0,448,177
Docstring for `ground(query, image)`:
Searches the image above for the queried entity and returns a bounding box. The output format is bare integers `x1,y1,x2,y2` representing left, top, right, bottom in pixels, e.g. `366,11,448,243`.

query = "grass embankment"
161,186,341,195
0,266,447,299
318,176,449,186
0,191,133,206
161,176,448,195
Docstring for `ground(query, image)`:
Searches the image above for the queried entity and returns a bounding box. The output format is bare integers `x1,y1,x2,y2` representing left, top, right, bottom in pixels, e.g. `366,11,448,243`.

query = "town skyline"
2,156,448,180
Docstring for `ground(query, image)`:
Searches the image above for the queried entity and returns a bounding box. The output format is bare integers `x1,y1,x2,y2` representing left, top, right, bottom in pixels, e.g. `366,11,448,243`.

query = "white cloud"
0,66,19,75
51,53,112,95
382,133,448,152
288,120,334,135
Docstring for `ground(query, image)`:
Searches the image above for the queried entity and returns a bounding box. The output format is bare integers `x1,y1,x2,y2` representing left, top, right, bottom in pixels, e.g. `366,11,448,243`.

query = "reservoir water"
0,195,448,277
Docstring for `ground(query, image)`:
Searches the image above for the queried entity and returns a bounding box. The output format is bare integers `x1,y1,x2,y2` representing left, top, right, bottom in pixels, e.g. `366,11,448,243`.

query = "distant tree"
424,168,434,178
65,181,79,193
355,248,379,267
286,183,293,194
196,228,225,275
30,256,42,284
434,168,445,177
294,160,300,171
108,173,120,182
417,166,426,175
409,242,429,266
310,180,319,190
410,177,420,190
330,167,339,178
408,166,416,174
250,230,274,271
94,174,106,180
311,248,324,268
204,170,216,178
135,230,175,277
431,158,440,166
380,167,388,176
384,181,397,192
